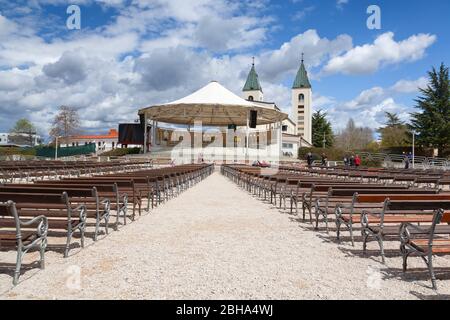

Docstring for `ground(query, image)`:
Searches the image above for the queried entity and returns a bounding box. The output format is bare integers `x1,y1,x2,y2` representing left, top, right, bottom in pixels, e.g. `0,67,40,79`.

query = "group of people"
343,154,361,167
305,152,329,168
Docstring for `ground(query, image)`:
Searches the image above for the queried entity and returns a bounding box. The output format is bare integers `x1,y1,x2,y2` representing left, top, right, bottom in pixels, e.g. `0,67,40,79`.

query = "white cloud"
323,32,436,75
258,29,353,82
390,77,428,93
0,2,436,140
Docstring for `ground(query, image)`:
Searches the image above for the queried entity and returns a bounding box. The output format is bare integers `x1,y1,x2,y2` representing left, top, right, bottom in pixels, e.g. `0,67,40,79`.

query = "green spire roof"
292,57,311,89
243,62,262,92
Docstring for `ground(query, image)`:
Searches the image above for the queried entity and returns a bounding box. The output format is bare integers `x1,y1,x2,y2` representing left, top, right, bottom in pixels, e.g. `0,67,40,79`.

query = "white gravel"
1,168,450,300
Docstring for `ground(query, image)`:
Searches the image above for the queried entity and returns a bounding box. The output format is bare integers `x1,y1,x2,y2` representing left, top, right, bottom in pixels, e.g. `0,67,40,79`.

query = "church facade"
242,57,313,156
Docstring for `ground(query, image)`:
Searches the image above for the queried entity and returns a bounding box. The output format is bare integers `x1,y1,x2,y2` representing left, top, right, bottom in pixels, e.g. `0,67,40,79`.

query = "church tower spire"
291,53,312,144
242,57,263,101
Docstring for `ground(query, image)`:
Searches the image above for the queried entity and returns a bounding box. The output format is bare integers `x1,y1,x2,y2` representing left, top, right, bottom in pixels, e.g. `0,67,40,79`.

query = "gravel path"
1,168,450,299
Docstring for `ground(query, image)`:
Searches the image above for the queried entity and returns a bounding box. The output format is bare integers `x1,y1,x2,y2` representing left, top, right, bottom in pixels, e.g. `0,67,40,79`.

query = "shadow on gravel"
382,267,450,290
338,247,401,261
410,291,450,300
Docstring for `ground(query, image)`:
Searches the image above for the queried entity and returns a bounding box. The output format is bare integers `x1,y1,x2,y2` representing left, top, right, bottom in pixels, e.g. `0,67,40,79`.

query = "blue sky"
0,0,448,139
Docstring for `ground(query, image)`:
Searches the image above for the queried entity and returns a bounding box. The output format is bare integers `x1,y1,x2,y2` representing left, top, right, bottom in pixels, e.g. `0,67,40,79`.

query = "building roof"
243,63,262,92
68,129,118,140
138,81,288,126
292,58,311,89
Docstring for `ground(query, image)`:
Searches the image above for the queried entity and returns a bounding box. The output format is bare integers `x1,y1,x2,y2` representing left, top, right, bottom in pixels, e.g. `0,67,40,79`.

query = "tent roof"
138,81,288,126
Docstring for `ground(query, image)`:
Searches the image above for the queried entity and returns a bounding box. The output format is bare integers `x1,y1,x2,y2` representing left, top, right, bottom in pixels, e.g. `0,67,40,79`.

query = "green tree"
409,63,450,156
312,110,334,148
378,112,410,148
10,118,37,146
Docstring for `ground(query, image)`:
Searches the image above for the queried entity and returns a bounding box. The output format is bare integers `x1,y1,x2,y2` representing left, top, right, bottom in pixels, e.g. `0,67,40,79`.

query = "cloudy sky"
0,0,448,139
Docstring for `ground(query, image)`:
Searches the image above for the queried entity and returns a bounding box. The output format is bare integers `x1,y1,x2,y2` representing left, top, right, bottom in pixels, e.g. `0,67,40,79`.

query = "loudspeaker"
249,110,257,128
139,114,145,128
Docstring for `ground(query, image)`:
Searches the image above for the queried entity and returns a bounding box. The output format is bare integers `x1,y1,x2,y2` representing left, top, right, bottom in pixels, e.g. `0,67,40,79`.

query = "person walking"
306,152,313,168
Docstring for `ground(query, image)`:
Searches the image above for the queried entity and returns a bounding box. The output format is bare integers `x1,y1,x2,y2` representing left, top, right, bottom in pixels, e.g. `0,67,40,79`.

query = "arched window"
248,95,254,101
298,94,304,102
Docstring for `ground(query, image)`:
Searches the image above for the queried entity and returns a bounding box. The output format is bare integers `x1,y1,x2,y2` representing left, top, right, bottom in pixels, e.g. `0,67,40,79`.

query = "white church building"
242,56,313,156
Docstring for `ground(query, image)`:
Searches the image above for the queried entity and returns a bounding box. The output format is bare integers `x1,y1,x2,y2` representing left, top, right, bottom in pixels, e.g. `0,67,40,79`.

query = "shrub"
0,147,36,156
100,147,141,157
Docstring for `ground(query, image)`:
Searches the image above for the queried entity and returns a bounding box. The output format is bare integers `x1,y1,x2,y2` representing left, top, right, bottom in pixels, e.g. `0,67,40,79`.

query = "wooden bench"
400,209,450,290
335,194,450,252
0,192,86,257
0,185,112,239
0,201,48,285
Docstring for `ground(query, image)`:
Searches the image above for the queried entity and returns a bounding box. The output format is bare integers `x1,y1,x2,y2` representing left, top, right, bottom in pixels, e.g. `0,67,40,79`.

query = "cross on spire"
301,52,304,63
252,56,255,66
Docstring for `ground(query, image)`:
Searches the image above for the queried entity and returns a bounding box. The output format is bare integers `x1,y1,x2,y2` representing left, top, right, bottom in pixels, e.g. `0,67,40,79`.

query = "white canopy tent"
138,81,288,126
137,81,288,156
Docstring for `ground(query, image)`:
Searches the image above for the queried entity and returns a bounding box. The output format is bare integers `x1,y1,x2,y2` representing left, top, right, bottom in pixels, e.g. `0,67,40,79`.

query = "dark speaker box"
250,110,257,128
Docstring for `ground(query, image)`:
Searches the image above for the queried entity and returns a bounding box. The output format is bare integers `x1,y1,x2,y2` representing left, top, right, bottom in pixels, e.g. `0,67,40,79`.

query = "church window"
298,94,304,102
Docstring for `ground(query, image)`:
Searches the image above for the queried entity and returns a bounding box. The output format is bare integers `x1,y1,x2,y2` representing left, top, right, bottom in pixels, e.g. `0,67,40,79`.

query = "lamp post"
412,130,415,169
55,136,59,160
55,135,63,160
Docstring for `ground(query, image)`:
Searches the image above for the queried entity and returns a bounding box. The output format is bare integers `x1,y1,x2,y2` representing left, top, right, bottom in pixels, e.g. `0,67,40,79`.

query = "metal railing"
358,151,449,170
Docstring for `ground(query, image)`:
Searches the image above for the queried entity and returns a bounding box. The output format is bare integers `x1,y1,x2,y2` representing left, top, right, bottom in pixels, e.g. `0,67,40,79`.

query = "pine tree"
409,63,450,156
378,112,410,148
312,110,334,148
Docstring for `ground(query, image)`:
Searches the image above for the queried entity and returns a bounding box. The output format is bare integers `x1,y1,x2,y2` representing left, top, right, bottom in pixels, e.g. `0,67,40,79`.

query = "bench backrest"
387,200,450,211
330,189,437,197
357,194,450,203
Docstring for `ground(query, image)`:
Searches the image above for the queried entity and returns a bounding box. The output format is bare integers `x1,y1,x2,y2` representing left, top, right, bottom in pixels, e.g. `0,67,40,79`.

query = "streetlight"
412,130,416,169
55,135,63,160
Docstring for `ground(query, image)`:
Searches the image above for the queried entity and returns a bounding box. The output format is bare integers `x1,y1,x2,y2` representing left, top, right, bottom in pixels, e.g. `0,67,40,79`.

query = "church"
241,56,313,156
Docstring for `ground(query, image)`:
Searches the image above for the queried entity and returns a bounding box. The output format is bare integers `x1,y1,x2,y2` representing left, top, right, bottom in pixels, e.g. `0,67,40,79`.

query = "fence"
35,144,96,158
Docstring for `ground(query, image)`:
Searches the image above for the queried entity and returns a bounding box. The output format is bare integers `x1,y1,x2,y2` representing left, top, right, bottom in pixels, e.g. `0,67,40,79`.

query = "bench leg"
13,249,24,286
40,238,47,270
376,235,385,264
64,232,73,258
80,226,85,249
424,253,438,290
336,219,341,242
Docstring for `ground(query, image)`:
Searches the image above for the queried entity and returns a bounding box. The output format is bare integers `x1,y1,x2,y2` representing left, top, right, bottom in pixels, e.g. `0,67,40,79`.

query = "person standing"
343,156,348,167
306,152,313,168
349,155,355,167
354,154,361,168
321,153,327,166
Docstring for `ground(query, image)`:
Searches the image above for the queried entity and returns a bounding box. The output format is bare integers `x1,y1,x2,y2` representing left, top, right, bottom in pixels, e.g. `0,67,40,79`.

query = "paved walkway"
1,169,449,299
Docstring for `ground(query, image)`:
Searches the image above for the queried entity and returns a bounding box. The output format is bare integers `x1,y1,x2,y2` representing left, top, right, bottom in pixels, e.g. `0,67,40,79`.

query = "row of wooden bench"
222,164,450,290
0,163,214,285
279,165,450,190
0,159,154,183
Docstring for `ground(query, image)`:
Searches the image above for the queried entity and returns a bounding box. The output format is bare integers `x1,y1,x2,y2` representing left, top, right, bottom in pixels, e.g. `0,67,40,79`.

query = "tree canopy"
49,105,81,141
409,63,450,156
334,118,374,151
312,110,334,148
378,112,410,148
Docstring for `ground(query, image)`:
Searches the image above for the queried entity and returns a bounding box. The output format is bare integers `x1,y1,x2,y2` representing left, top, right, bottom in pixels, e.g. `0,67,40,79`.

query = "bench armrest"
360,209,383,230
20,215,48,237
